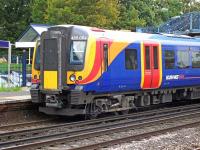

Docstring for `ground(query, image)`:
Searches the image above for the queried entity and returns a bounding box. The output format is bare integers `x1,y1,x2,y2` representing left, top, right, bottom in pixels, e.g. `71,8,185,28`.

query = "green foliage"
31,0,120,29
31,0,47,24
132,0,157,26
1,0,200,42
77,0,119,28
181,0,200,13
0,0,31,42
153,0,183,25
116,1,146,30
44,0,83,25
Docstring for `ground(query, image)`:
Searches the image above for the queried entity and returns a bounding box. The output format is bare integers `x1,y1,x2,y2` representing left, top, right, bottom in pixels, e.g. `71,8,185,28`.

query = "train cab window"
192,51,200,68
125,49,137,70
177,50,190,69
34,45,40,70
165,50,175,69
70,40,86,64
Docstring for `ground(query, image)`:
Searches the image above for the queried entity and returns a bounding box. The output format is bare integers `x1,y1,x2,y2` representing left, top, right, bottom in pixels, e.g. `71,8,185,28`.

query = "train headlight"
70,74,76,82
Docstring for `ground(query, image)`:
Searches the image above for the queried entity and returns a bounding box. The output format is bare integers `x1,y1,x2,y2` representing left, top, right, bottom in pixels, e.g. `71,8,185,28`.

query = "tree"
0,0,31,42
31,0,47,24
181,0,200,13
116,0,146,30
153,0,183,25
131,0,157,26
31,0,120,29
76,0,119,28
0,0,199,43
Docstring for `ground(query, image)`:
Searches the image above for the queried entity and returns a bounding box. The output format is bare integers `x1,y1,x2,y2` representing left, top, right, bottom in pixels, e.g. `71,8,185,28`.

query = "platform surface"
0,90,31,104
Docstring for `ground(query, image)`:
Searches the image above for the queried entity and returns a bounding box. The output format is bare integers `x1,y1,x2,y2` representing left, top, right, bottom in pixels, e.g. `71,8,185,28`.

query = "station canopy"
15,24,51,48
0,40,9,48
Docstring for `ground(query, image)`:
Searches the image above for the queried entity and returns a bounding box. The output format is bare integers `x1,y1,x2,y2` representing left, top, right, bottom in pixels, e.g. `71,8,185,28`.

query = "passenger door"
141,42,162,89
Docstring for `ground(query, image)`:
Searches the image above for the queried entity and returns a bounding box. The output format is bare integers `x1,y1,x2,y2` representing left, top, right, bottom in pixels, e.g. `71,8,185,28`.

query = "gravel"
41,115,200,150
106,126,200,150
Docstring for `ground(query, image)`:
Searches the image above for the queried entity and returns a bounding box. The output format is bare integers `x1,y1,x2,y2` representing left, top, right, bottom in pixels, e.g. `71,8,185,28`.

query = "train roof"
53,25,200,46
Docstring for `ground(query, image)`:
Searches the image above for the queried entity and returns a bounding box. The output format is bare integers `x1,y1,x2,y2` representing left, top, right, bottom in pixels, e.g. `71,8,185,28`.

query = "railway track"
1,103,200,150
0,100,197,133
71,121,200,150
0,103,200,142
0,118,60,132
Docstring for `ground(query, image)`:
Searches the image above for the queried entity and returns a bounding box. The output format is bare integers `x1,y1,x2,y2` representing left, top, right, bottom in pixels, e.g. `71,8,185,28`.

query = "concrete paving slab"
0,90,31,104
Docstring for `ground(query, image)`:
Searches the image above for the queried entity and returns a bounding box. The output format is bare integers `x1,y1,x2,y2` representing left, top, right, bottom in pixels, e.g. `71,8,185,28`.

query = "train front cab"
38,26,91,115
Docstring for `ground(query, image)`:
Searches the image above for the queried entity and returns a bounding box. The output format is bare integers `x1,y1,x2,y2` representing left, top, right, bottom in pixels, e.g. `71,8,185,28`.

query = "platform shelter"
15,24,50,64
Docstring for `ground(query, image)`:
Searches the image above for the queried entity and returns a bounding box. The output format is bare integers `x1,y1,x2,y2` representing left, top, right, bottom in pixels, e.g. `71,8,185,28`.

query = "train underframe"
30,86,200,117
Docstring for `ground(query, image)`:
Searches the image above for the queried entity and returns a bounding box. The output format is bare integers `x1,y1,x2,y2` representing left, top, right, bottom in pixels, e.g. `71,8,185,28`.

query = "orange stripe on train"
78,40,129,84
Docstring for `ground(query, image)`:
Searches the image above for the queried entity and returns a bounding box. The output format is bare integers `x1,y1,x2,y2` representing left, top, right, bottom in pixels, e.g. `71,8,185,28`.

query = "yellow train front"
31,25,200,117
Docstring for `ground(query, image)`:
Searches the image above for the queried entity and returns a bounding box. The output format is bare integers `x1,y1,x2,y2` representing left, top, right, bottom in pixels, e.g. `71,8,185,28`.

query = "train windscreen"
34,45,40,70
70,40,86,65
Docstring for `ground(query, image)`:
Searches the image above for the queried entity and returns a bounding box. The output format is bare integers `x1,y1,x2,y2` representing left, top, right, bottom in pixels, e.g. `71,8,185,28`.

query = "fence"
0,53,32,87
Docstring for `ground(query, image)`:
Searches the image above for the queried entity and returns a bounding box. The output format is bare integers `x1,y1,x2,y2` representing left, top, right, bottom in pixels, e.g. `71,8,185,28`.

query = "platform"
0,91,31,105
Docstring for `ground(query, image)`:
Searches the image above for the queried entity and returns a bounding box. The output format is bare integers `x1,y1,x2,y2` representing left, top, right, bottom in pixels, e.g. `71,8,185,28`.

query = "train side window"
153,46,158,69
165,50,175,69
192,51,200,68
177,50,190,69
125,49,137,70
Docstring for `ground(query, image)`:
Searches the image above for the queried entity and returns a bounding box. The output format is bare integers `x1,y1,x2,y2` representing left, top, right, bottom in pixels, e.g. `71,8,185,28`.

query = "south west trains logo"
166,75,185,80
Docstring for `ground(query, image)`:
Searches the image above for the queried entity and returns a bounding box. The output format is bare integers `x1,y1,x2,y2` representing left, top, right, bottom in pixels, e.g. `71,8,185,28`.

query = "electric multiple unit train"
31,25,200,117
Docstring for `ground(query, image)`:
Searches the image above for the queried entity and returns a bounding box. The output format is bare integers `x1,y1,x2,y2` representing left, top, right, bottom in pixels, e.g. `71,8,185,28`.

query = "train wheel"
118,109,129,115
86,104,102,119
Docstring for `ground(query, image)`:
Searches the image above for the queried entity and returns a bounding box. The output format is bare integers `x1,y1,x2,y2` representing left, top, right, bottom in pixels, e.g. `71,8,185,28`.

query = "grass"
0,86,22,92
0,63,32,74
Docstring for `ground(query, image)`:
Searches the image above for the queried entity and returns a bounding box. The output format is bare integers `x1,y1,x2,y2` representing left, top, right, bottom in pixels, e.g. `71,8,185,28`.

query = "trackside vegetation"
0,0,200,43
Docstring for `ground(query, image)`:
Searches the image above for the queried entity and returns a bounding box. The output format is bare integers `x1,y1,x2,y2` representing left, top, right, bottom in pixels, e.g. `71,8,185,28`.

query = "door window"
145,46,150,70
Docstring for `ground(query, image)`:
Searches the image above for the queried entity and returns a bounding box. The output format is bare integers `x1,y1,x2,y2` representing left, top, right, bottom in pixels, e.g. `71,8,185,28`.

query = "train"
31,25,200,117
